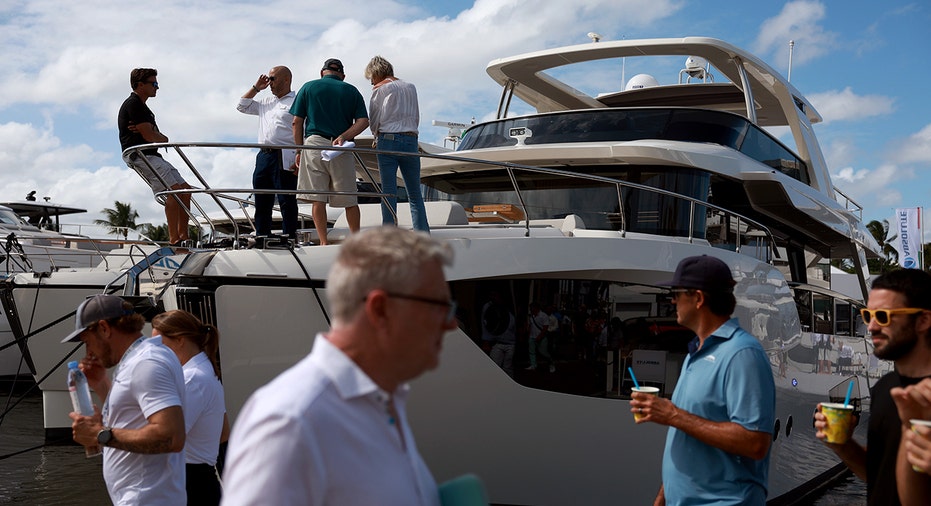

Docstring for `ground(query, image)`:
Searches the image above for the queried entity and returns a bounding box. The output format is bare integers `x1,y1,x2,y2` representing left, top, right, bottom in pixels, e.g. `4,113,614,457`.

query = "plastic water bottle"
67,361,101,458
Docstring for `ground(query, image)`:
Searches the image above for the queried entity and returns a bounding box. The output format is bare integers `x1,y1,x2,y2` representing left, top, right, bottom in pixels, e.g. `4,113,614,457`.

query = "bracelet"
252,85,260,93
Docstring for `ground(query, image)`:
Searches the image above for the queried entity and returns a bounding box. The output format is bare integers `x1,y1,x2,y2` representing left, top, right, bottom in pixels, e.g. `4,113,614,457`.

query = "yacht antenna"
788,40,795,82
433,118,474,149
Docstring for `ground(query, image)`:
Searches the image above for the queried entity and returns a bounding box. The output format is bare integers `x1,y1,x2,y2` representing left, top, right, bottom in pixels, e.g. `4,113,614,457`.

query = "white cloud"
833,163,910,207
807,87,895,124
892,123,931,164
0,0,682,228
753,1,837,67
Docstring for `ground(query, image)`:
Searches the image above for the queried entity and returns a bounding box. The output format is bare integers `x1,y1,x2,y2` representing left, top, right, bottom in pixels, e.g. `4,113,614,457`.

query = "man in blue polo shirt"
631,255,775,505
291,58,369,245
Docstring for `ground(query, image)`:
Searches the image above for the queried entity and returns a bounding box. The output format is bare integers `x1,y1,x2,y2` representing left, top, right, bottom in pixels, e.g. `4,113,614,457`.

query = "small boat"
2,37,884,504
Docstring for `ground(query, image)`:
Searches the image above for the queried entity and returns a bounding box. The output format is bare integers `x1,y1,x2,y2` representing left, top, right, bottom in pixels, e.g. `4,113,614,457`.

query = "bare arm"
335,118,370,145
70,405,185,454
109,405,186,454
133,122,169,143
891,382,931,505
242,74,269,99
292,116,305,164
632,394,771,460
653,484,665,506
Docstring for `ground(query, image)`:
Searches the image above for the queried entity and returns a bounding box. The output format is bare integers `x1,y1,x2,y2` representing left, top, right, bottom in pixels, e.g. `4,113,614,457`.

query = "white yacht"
2,37,884,504
0,197,180,388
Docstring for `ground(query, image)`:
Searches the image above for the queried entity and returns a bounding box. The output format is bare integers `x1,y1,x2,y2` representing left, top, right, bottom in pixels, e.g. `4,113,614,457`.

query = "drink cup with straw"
629,367,658,422
821,380,855,444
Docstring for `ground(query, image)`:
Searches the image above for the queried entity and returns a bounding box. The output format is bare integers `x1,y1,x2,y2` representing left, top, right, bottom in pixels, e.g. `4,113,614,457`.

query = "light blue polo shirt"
662,318,775,506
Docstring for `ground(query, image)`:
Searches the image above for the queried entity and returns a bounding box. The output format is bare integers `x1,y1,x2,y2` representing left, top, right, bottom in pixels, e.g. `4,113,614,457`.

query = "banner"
894,207,921,269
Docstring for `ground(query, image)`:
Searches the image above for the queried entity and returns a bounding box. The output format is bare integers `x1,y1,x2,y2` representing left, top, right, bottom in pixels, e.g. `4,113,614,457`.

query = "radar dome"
685,56,708,70
625,74,659,91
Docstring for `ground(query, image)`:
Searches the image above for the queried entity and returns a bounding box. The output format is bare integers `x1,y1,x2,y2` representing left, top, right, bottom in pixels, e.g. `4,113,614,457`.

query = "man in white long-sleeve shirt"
236,66,299,241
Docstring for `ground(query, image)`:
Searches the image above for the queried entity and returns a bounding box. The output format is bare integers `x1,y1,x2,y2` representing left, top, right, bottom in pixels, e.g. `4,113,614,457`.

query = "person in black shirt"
815,269,931,506
118,68,192,246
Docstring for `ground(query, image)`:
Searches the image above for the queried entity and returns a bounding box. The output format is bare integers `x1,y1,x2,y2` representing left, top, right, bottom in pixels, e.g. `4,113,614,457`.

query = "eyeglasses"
386,292,457,324
860,307,928,327
267,76,276,82
145,80,159,88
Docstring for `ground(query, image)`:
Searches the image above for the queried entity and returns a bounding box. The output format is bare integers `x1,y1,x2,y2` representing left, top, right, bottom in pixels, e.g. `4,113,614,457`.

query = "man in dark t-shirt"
815,269,931,506
118,68,192,246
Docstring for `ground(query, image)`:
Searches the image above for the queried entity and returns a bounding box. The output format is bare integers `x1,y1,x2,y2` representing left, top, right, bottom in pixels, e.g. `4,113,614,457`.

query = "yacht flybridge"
1,37,885,504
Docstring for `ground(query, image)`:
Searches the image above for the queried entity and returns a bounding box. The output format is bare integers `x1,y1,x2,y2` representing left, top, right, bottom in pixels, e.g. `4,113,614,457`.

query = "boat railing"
832,185,863,220
0,228,165,273
123,141,777,262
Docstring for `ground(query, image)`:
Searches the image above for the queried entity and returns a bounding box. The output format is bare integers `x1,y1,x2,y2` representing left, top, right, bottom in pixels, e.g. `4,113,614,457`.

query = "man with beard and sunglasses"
814,268,931,506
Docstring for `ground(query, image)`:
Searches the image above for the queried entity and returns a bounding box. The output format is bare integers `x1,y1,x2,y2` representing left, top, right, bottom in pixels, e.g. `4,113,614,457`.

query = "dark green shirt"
290,75,368,139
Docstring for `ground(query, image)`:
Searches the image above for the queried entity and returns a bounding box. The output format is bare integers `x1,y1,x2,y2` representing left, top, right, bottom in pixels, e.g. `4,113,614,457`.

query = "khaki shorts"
297,135,357,207
123,152,187,195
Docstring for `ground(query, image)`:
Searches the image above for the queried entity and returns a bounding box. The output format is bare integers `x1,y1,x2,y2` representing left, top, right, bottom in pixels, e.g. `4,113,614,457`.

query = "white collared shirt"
237,91,296,145
221,335,440,506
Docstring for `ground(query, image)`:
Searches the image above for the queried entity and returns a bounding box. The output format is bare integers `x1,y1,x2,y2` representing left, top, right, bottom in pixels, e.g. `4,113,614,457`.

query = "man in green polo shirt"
291,58,369,245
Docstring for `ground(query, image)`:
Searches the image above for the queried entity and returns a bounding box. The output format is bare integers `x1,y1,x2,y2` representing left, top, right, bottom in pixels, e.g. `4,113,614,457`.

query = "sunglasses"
267,76,276,82
145,80,159,88
860,307,928,327
668,288,696,300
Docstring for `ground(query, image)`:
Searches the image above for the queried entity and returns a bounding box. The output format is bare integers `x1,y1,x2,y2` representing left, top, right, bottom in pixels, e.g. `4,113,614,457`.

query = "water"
0,390,109,505
0,388,865,505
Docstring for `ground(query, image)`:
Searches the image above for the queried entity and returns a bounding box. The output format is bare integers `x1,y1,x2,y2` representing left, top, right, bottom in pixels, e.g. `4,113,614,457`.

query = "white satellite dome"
625,74,659,91
685,56,709,71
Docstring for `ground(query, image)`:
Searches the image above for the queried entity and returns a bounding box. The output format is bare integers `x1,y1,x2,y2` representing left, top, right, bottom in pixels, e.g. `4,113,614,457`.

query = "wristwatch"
97,427,113,446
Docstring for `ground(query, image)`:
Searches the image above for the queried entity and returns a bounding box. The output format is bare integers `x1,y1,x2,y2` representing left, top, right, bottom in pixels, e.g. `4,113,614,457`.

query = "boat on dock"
1,37,885,504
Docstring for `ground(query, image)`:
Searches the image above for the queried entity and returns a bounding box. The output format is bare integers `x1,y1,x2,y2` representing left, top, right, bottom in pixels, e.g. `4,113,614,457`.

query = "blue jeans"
377,133,429,232
254,150,298,238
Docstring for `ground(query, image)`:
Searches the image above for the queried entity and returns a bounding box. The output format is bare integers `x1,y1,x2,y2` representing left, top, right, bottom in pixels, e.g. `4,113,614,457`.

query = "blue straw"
843,380,854,408
628,367,641,389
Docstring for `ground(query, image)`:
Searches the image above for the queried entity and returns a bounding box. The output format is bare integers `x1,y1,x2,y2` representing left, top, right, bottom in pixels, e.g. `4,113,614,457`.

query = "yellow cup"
821,402,854,444
632,386,659,421
909,419,931,472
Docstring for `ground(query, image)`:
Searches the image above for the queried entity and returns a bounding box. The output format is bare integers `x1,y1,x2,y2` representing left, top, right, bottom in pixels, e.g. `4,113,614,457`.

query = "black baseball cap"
658,255,736,292
322,58,344,73
61,294,134,343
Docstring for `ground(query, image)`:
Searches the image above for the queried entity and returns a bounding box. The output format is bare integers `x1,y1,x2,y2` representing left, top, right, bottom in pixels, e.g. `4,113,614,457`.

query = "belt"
382,131,418,137
309,134,336,141
259,147,280,154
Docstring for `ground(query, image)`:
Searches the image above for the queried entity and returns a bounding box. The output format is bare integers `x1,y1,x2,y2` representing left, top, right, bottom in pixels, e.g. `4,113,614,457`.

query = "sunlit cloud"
754,1,837,68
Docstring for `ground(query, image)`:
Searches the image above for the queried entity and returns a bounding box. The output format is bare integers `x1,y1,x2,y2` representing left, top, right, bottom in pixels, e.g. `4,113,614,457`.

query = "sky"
1,0,929,241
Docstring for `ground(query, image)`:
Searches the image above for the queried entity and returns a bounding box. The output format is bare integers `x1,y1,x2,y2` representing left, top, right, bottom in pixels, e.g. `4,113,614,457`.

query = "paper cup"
821,402,854,444
909,419,931,472
632,386,659,421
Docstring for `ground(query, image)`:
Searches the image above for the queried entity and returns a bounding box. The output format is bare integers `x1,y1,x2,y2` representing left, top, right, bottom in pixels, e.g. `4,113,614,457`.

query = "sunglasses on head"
860,307,927,327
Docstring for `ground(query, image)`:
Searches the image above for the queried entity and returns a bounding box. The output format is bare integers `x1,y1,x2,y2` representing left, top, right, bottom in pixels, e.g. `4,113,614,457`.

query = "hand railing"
122,141,778,263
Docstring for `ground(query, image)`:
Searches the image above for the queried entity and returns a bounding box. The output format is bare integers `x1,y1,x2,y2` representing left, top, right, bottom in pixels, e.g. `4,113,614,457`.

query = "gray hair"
327,227,453,322
364,56,394,82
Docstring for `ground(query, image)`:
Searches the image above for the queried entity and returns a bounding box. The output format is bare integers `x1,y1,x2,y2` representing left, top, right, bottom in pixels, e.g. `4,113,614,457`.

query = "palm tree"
94,201,140,240
866,219,899,274
139,223,169,242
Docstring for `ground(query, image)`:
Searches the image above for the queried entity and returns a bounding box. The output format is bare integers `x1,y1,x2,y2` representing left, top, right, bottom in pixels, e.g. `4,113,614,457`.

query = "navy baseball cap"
658,255,736,292
322,58,344,73
61,294,134,343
